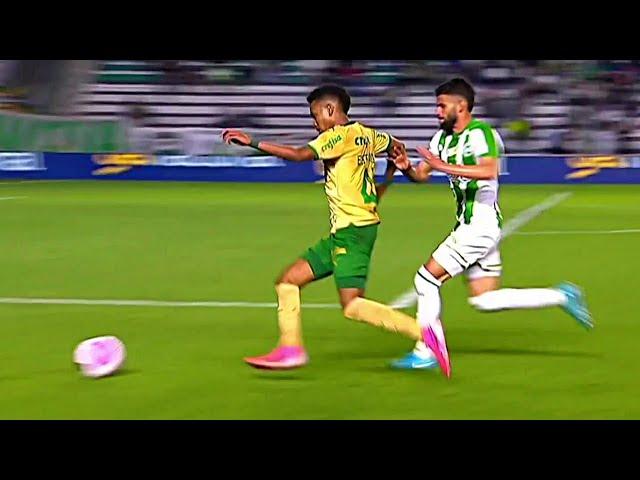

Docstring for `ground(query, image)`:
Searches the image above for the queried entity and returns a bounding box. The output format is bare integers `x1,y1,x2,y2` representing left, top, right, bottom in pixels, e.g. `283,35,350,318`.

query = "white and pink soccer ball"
73,336,126,378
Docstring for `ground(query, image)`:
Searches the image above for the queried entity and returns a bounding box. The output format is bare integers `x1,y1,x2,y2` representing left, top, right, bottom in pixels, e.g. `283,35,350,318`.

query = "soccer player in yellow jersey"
222,85,425,370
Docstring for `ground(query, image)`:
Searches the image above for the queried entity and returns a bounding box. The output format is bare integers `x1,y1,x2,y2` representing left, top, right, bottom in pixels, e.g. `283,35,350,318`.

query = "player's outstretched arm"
391,151,431,183
375,160,397,201
222,129,315,162
416,146,497,180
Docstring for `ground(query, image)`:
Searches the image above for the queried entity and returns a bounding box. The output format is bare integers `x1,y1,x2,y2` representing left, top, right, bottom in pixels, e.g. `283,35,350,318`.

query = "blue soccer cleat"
556,282,594,330
390,351,439,370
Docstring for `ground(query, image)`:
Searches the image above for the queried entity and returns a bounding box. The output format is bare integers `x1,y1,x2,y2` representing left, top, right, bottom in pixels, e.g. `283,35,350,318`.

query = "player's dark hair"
435,78,475,112
307,85,351,114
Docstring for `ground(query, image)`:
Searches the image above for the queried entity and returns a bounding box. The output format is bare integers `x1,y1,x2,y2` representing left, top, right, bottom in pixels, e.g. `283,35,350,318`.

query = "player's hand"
390,142,406,159
391,152,411,171
222,129,252,146
416,146,445,171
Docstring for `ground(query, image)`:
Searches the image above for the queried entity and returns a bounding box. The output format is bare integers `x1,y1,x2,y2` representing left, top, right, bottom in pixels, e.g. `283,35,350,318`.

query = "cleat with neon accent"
556,282,594,330
244,346,309,370
423,326,452,378
390,351,439,370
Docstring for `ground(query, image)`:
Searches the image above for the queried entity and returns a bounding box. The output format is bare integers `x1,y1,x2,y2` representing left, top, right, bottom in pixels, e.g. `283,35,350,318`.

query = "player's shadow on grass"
105,368,140,378
76,368,142,380
455,347,599,358
0,368,140,382
251,371,314,381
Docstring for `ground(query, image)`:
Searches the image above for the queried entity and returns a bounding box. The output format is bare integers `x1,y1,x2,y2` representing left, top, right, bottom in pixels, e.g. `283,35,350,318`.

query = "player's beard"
440,112,457,134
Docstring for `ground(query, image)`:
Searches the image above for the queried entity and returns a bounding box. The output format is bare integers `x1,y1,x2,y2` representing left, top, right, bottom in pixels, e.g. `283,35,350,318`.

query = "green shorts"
302,223,378,289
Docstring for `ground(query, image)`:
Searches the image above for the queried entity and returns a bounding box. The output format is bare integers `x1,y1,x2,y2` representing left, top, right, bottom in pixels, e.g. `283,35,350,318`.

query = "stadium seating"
73,61,640,153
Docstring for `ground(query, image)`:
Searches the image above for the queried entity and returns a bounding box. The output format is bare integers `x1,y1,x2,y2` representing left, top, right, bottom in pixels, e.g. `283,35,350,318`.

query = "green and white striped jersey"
429,119,505,229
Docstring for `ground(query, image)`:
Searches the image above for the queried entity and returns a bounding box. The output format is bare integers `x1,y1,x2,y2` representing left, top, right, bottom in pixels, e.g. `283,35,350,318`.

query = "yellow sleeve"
373,130,393,155
307,130,347,160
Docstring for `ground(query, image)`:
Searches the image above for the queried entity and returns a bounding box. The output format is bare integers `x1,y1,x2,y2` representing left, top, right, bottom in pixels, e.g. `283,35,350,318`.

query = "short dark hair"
435,78,475,112
307,85,351,114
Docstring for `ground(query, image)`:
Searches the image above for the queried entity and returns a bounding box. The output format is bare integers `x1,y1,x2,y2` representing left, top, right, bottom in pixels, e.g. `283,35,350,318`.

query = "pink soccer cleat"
423,326,452,378
244,345,309,370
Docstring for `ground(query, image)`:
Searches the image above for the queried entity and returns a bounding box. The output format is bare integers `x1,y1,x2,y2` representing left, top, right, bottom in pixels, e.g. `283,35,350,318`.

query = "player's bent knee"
414,268,442,295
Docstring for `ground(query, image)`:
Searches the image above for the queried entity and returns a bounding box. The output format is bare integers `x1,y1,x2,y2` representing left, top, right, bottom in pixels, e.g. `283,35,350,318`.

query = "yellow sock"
343,297,421,341
275,283,303,346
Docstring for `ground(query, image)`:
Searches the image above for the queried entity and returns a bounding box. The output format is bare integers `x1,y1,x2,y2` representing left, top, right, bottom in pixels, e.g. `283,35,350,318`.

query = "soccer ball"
73,336,126,378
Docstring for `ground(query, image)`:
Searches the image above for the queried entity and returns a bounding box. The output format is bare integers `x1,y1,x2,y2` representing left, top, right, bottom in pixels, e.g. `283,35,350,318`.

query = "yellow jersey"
308,121,392,233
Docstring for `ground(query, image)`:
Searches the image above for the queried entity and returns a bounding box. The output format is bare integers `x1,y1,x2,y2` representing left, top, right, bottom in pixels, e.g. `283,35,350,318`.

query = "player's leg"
411,257,454,377
273,259,316,348
466,247,593,329
392,225,496,376
390,257,449,371
244,238,334,370
330,224,423,340
340,287,424,340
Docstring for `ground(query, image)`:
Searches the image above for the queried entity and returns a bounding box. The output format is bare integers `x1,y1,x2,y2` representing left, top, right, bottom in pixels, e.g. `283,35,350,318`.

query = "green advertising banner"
0,111,128,153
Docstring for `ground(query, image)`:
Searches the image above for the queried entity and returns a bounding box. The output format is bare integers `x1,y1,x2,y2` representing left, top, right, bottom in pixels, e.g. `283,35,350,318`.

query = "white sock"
412,340,436,359
469,288,567,312
414,266,445,339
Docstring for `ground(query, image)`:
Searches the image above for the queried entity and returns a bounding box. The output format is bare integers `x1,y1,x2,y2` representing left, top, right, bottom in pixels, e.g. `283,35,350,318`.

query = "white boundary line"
0,297,340,309
389,192,574,309
0,196,26,200
0,192,573,311
514,229,640,236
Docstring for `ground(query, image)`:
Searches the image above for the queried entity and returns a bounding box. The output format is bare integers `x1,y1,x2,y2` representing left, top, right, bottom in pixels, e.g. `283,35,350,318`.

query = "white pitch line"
514,229,640,236
389,192,574,309
0,297,340,309
0,196,26,200
0,193,574,312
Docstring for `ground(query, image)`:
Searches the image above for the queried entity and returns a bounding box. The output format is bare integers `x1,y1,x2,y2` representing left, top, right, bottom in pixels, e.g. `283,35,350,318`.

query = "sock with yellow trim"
343,297,421,341
275,283,303,346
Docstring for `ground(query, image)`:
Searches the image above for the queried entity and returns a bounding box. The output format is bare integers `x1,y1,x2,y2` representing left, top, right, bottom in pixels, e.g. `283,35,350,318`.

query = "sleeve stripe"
479,125,498,157
384,134,393,154
307,143,320,160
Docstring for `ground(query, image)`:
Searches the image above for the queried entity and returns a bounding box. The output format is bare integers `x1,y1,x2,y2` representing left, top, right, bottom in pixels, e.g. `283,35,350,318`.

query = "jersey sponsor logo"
355,136,371,146
447,142,474,159
565,156,631,179
321,135,343,153
463,144,474,157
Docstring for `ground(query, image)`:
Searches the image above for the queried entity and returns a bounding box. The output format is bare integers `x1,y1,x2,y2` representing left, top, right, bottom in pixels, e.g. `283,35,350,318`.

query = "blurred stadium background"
0,60,638,419
1,60,639,155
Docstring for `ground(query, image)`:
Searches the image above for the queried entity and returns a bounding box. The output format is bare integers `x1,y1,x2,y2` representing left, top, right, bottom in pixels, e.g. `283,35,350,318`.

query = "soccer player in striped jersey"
390,78,593,377
223,84,429,370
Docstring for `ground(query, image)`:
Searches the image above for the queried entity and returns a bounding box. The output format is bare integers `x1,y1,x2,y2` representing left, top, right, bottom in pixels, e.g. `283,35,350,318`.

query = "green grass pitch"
0,180,637,419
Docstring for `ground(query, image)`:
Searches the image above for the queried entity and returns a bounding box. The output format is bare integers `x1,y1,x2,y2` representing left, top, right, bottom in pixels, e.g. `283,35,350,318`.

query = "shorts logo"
332,246,347,265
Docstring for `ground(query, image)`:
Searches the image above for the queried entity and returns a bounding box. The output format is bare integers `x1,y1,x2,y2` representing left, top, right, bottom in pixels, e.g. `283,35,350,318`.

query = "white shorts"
432,223,502,280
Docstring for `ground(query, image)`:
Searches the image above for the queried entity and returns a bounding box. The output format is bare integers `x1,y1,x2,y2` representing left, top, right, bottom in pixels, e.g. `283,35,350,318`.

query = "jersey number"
361,168,377,204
